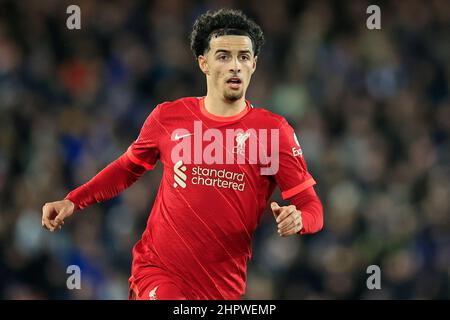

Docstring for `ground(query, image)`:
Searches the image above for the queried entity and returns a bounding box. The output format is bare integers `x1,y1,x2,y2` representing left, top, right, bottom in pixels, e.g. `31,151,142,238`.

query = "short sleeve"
274,118,316,200
126,105,162,170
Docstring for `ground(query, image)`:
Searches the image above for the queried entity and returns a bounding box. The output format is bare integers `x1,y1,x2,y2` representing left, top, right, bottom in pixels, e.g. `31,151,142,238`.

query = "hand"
42,199,75,232
271,202,303,236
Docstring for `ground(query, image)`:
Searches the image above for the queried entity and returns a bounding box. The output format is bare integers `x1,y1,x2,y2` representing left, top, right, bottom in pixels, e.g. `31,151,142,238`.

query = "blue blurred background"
0,0,449,299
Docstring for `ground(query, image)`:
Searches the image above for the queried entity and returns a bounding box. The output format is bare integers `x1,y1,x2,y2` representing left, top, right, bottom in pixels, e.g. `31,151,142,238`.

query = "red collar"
199,97,250,122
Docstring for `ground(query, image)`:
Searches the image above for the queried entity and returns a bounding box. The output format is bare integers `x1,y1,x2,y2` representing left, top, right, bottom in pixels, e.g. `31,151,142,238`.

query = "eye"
240,55,250,61
218,55,228,61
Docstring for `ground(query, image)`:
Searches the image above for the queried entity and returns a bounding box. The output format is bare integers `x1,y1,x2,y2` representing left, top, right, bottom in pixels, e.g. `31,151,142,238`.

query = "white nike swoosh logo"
174,133,194,140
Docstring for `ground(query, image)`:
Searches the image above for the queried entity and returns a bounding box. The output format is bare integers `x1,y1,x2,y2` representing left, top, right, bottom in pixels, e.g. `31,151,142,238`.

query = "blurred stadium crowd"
0,0,449,299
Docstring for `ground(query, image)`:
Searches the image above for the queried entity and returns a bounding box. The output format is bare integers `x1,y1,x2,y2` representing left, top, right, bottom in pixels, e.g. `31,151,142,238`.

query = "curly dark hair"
190,9,265,58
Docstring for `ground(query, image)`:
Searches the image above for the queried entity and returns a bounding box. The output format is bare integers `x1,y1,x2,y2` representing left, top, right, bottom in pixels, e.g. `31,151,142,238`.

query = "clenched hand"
42,199,75,232
271,202,303,236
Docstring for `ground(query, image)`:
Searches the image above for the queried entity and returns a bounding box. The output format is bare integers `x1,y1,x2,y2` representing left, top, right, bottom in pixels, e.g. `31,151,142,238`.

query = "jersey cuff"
126,147,156,171
281,178,316,200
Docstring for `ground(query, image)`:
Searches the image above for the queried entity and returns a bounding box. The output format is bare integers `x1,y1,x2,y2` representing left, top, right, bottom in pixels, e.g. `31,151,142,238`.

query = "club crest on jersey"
232,132,251,155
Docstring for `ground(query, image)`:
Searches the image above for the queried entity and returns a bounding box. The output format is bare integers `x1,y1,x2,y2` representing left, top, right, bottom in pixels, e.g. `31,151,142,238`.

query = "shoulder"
156,97,198,113
248,105,289,128
144,97,198,122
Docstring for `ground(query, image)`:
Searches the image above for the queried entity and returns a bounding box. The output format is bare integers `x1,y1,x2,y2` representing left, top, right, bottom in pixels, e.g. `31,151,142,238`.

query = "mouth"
226,77,242,89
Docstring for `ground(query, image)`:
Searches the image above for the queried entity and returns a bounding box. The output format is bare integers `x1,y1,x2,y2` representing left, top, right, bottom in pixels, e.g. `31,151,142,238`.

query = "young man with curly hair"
42,9,323,300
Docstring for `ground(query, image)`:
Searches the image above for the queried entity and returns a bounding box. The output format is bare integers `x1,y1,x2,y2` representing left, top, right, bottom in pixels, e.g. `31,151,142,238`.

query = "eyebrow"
214,49,252,55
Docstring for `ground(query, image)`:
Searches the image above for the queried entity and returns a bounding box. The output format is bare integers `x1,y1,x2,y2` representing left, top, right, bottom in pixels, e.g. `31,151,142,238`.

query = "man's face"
198,35,257,102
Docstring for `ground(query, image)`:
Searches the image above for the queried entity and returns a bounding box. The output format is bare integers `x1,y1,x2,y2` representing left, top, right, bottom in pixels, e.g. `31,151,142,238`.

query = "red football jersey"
127,96,316,299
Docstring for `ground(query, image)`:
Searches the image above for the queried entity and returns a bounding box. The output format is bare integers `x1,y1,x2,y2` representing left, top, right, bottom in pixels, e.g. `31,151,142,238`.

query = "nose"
229,57,241,74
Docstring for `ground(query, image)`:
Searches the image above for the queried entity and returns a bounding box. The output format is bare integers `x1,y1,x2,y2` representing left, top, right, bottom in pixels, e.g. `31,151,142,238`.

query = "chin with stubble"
224,90,243,102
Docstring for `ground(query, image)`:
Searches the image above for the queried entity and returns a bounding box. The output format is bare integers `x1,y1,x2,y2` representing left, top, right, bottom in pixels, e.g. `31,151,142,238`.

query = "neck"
204,91,246,117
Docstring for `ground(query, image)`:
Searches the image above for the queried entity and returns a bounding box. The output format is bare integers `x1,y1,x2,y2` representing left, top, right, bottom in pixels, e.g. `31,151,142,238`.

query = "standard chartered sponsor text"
191,166,245,191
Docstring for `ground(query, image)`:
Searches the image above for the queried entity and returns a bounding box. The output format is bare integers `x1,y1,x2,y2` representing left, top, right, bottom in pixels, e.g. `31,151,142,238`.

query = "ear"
198,55,209,75
252,56,258,74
